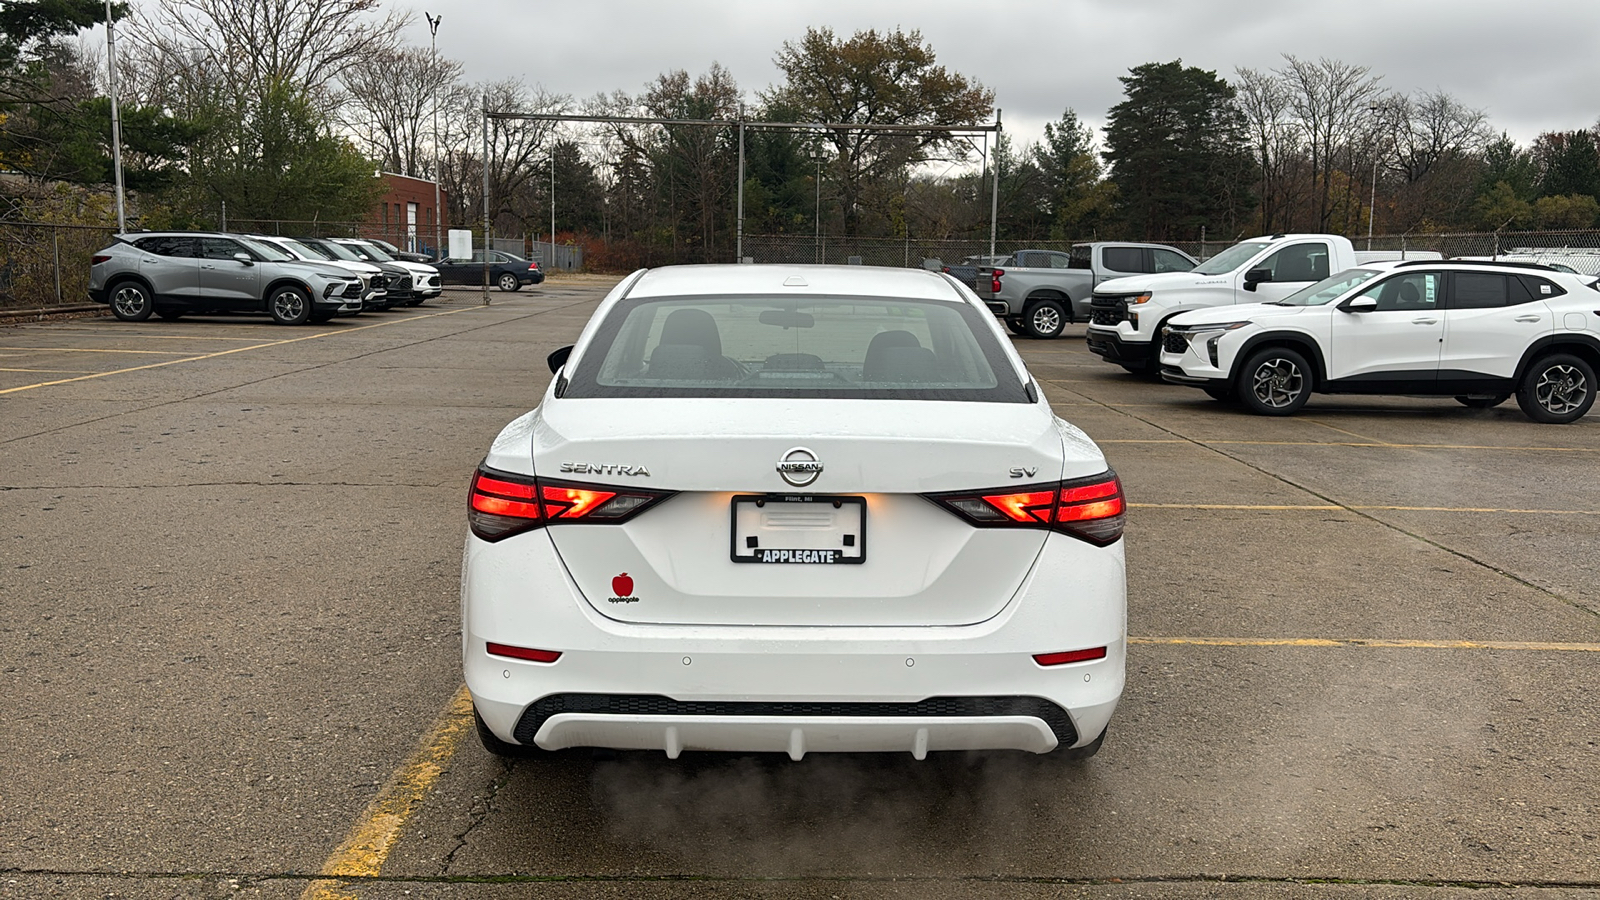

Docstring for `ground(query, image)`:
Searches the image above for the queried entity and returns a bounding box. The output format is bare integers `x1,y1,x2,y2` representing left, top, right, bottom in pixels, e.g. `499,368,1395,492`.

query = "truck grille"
1089,296,1128,326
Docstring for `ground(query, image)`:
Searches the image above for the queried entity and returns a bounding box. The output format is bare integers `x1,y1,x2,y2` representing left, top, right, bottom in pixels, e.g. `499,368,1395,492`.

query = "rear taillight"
528,261,539,270
926,471,1125,546
991,268,1004,293
91,254,112,264
468,467,673,542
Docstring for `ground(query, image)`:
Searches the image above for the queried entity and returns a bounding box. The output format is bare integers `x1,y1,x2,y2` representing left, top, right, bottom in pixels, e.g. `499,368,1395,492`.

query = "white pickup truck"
973,242,1198,339
1084,233,1439,372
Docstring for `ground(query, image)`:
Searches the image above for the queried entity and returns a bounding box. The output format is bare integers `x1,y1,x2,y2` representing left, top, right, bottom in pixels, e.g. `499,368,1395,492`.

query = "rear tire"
1516,353,1595,424
109,281,154,321
497,272,521,292
1236,347,1312,416
1455,394,1509,409
1024,300,1067,339
268,285,312,325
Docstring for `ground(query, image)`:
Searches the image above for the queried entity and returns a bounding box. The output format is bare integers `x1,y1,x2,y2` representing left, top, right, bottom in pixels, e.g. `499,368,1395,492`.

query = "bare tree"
341,46,465,177
133,0,407,108
1233,66,1299,233
1278,55,1384,231
1387,89,1490,183
438,78,568,231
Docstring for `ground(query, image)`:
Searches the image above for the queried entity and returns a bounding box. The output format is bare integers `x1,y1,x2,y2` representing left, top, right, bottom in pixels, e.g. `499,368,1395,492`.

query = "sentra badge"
560,462,651,476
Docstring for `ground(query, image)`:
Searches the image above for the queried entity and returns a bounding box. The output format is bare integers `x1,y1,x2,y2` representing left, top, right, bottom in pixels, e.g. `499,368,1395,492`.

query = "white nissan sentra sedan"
462,264,1127,761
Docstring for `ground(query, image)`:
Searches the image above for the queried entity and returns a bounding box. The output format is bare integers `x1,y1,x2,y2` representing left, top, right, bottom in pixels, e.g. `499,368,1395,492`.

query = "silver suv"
88,232,365,325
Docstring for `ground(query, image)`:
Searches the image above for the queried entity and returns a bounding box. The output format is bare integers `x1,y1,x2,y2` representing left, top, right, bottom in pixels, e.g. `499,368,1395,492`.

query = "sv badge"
1009,466,1038,479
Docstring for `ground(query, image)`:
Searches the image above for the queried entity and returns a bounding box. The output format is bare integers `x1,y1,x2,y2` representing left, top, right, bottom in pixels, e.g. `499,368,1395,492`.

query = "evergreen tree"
1103,60,1256,241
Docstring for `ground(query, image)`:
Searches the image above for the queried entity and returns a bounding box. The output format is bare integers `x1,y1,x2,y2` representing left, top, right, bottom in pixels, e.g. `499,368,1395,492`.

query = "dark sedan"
431,250,545,291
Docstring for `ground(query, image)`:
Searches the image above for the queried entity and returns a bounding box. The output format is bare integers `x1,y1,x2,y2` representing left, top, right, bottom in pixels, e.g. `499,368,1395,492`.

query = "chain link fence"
6,223,1600,312
0,221,118,311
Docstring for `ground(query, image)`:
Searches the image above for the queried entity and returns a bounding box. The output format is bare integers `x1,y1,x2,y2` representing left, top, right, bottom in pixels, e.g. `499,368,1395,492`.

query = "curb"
0,303,108,325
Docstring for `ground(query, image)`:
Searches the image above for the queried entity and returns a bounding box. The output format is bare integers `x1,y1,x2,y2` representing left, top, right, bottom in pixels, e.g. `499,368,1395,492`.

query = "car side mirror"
233,252,254,266
547,345,573,374
1242,267,1271,291
1342,296,1379,313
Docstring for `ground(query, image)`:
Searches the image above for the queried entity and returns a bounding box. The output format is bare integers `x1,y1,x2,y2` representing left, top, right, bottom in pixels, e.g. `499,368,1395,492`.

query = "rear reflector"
486,642,562,663
1034,647,1108,666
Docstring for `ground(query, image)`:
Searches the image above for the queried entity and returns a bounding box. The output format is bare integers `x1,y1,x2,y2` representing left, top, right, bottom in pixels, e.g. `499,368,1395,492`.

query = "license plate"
730,495,866,564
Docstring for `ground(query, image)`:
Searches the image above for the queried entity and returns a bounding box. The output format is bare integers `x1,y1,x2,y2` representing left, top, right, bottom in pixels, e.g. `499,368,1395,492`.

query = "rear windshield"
564,295,1029,402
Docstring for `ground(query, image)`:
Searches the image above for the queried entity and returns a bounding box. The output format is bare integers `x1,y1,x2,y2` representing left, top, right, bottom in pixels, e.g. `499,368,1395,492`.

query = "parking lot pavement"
3,291,1599,898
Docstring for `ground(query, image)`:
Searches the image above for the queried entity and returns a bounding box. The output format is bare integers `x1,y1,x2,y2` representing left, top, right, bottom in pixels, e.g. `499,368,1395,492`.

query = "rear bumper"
464,529,1126,757
1085,328,1155,365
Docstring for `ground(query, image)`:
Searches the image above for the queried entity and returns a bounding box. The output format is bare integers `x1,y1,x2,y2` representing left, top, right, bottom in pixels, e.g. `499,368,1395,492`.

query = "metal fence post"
52,227,61,303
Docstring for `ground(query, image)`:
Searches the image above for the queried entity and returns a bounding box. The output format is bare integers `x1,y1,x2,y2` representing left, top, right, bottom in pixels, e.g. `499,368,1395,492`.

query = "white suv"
1158,260,1600,423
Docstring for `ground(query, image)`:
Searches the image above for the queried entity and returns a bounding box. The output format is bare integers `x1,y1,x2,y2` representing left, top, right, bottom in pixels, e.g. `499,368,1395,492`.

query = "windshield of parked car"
347,241,395,262
1275,268,1383,306
238,237,294,262
271,238,322,260
300,240,361,262
565,295,1029,402
1192,241,1272,276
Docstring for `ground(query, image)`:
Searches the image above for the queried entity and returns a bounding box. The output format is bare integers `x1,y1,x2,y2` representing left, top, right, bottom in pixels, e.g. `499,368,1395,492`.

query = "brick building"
368,173,449,257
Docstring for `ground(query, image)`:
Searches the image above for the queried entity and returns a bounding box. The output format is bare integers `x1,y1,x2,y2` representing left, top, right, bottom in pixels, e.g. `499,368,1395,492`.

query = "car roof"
624,264,968,302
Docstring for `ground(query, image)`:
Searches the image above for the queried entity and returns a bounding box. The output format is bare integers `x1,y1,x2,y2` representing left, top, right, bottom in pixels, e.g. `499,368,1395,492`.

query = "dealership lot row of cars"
87,232,548,325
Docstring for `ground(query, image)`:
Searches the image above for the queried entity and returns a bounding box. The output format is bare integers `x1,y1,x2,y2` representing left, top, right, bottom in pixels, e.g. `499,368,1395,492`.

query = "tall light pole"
104,0,126,232
809,147,822,264
1366,102,1387,251
425,12,442,259
549,149,555,267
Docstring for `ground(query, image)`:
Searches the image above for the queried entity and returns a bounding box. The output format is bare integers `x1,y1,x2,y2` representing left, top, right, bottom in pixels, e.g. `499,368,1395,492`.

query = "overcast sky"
420,0,1599,156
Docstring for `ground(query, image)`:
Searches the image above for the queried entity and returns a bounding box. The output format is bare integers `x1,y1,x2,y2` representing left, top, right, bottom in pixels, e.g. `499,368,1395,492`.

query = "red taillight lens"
528,262,539,270
91,254,112,264
928,472,1125,545
468,467,673,541
991,268,1004,293
469,469,543,541
1033,646,1108,666
486,642,561,663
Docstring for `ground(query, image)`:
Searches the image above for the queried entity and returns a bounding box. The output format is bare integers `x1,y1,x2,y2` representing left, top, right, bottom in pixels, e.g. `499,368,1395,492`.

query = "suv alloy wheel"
1237,347,1312,415
269,285,312,325
110,281,154,322
1516,353,1596,424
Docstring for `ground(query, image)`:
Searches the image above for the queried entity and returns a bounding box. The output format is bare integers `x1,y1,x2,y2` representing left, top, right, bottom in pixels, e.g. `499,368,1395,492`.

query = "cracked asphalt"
2,278,1598,899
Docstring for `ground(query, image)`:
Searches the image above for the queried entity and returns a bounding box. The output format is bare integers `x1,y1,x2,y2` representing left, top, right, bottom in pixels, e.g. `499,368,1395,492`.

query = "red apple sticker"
612,573,634,597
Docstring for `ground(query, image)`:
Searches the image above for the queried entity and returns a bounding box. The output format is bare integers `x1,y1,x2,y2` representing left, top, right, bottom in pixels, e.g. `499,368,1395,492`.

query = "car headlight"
1128,292,1153,305
1189,321,1251,334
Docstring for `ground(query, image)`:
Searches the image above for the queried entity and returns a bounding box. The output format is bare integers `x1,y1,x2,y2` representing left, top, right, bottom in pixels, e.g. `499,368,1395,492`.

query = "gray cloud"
423,0,1600,152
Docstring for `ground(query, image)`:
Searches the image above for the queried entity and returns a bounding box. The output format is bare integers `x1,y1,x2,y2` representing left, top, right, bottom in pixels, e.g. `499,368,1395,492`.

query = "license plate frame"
729,494,866,565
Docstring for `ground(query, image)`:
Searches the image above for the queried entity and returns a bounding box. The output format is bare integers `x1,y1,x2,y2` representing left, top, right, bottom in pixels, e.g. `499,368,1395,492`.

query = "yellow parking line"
0,368,99,374
301,684,475,899
0,306,480,396
1132,502,1600,515
0,346,189,354
1131,636,1600,652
